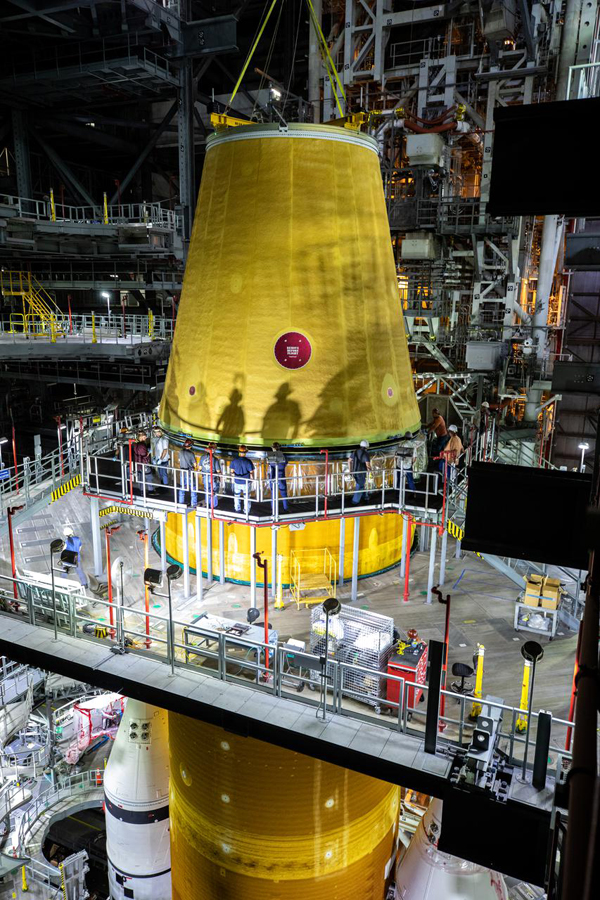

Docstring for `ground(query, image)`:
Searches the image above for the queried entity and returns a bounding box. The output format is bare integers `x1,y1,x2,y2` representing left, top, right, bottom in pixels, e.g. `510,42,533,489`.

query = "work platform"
0,613,557,886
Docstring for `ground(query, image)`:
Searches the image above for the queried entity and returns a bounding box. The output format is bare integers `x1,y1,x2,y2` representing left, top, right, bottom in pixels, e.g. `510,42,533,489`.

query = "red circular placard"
273,332,312,369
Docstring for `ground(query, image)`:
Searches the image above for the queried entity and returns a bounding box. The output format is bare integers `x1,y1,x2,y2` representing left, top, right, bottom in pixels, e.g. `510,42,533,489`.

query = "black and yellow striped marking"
99,504,155,520
447,520,464,541
51,473,81,503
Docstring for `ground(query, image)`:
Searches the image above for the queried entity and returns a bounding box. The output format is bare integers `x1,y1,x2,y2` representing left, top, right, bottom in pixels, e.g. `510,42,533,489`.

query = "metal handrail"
84,450,442,525
0,570,573,777
0,313,174,343
0,192,181,231
16,769,104,854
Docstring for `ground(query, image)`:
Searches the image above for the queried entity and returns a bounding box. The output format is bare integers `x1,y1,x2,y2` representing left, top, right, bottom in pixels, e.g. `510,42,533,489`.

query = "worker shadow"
216,387,245,441
261,383,301,442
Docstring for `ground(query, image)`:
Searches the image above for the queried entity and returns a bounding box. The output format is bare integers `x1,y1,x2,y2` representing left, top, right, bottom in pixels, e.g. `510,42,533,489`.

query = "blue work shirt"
65,535,82,554
230,456,254,484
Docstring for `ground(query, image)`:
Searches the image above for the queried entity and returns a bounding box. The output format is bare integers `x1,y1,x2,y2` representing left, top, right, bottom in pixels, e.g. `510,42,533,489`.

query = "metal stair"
0,270,68,337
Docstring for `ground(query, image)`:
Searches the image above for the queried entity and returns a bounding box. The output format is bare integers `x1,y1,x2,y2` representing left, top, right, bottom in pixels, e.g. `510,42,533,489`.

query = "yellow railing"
1,270,67,337
290,548,337,609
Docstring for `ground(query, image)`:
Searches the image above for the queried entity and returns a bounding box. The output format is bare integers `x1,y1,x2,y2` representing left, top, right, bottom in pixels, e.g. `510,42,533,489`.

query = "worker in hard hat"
267,442,289,513
230,445,254,514
349,440,372,504
133,431,156,494
444,424,464,484
62,526,88,589
151,426,169,486
200,442,221,508
177,439,198,507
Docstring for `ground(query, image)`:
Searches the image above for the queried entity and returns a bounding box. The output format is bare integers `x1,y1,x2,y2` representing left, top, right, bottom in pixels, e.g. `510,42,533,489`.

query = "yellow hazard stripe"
447,520,464,541
99,504,154,520
51,473,81,503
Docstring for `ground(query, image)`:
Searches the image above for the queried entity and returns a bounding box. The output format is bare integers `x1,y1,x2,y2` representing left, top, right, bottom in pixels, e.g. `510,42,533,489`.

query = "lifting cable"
304,0,346,117
226,0,346,120
227,0,280,111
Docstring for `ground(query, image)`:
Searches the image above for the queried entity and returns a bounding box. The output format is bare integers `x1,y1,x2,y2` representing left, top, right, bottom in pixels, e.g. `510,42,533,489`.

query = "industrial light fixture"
519,640,544,782
320,597,342,720
578,441,590,472
143,564,182,674
270,86,282,101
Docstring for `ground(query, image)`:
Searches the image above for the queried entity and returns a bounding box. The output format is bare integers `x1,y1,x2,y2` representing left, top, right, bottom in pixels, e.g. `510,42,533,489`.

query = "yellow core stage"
165,511,413,584
159,123,420,447
169,714,400,899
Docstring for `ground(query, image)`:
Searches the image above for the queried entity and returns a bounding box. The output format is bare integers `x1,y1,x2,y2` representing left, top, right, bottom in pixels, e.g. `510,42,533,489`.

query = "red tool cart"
387,643,428,709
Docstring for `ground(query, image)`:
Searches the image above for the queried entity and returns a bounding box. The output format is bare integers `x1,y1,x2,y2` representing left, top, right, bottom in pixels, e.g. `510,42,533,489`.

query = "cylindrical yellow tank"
159,122,419,448
169,714,400,900
164,510,414,584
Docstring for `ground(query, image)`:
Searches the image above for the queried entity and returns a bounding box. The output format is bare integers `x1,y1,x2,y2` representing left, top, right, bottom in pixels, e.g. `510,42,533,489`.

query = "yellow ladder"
0,270,67,338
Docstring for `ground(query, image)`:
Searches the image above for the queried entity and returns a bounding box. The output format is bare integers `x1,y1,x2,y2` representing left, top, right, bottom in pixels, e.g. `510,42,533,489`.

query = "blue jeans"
137,463,155,493
432,435,450,472
178,470,197,506
234,480,251,513
352,473,369,504
204,480,219,508
270,478,288,512
153,460,168,485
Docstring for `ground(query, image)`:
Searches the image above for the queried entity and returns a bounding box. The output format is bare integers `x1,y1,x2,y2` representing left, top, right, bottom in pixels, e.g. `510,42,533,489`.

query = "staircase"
0,270,67,338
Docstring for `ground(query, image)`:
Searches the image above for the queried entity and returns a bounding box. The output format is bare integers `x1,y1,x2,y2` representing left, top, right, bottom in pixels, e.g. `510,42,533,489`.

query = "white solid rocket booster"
395,798,508,900
103,698,171,900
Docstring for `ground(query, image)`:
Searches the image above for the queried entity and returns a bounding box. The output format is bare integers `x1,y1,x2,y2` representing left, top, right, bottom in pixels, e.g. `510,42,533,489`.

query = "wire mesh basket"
309,604,395,711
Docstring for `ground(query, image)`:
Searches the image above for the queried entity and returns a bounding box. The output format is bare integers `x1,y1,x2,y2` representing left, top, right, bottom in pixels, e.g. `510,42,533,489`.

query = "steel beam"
30,131,98,210
109,101,177,205
11,109,32,199
178,59,195,245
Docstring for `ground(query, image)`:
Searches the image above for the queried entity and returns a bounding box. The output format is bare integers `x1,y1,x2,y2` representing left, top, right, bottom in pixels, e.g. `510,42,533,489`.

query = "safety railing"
0,412,154,520
15,769,104,855
0,192,181,232
84,448,443,526
0,571,573,782
0,312,174,343
0,661,34,706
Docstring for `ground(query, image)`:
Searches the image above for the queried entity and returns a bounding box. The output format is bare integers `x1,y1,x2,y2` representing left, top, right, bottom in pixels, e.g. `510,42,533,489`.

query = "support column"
351,517,360,602
181,511,190,599
307,0,322,123
178,58,195,247
426,527,438,604
455,537,462,559
439,526,448,586
250,527,257,608
11,109,32,199
218,520,225,585
195,514,203,604
90,497,103,577
338,518,345,586
206,519,213,582
271,527,277,600
400,515,408,578
159,517,167,573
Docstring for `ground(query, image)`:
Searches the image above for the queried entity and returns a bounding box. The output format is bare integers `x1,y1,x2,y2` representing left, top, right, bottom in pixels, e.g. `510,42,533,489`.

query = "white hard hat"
481,401,490,408
448,424,458,433
63,526,74,537
360,440,369,448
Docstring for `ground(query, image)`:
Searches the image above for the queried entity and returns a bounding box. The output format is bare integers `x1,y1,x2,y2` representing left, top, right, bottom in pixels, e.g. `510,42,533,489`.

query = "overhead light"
101,292,110,300
0,438,8,445
578,442,590,450
270,87,282,101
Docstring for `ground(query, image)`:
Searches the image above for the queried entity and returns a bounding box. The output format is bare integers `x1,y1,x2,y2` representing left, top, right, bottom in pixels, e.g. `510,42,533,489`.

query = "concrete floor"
1,489,577,729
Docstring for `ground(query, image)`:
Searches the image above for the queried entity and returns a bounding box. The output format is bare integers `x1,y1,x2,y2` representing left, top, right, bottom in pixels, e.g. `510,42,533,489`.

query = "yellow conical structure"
169,714,400,900
159,123,419,448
